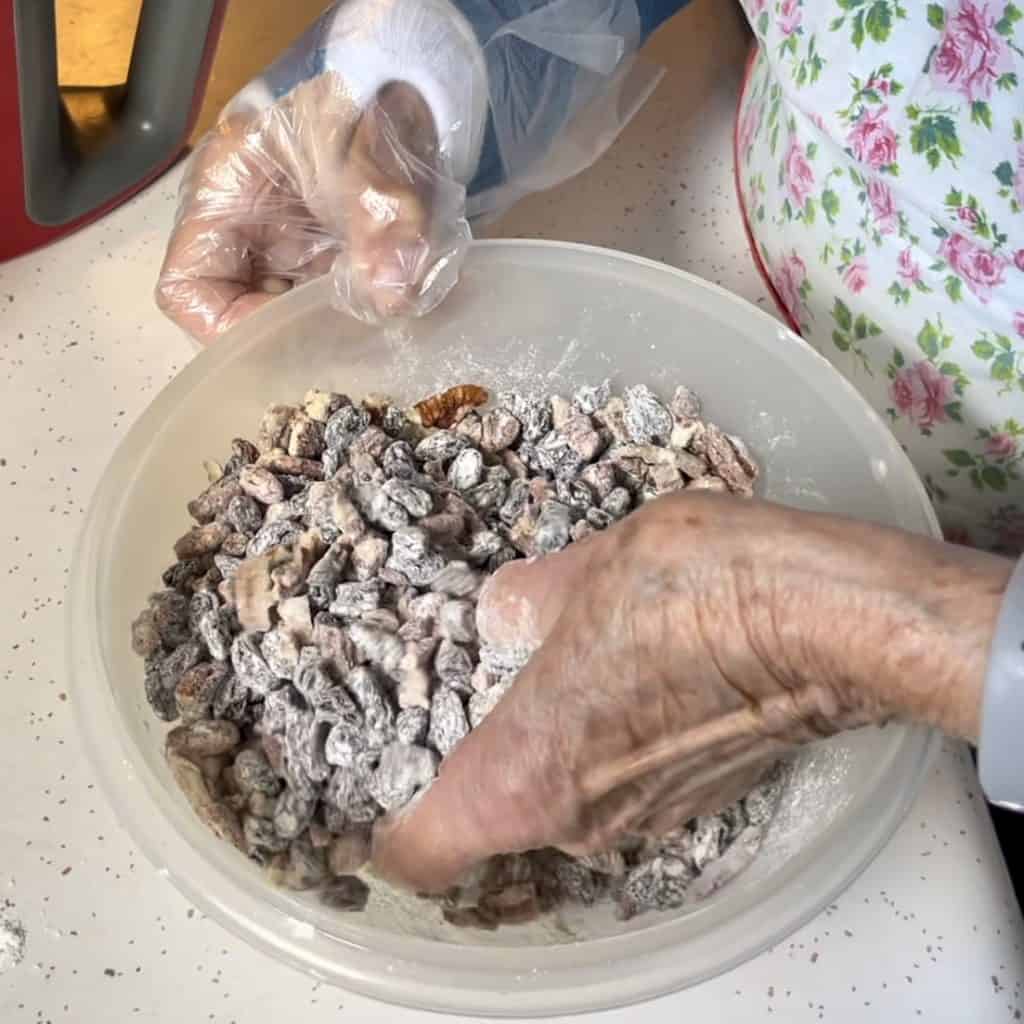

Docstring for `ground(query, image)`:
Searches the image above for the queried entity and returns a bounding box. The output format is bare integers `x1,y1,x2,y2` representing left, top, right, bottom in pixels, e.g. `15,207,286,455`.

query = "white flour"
351,741,861,947
747,741,856,881
0,901,27,974
381,326,587,402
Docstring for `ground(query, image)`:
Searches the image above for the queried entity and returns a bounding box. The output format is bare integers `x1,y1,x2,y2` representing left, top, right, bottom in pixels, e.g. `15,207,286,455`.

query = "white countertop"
2,7,1023,1022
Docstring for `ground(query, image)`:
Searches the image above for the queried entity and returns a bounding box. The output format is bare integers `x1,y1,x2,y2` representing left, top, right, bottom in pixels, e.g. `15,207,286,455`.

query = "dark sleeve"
638,0,691,35
465,0,693,204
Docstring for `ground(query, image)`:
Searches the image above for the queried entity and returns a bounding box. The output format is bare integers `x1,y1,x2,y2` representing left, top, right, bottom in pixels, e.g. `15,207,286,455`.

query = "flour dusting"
0,900,27,974
381,325,587,403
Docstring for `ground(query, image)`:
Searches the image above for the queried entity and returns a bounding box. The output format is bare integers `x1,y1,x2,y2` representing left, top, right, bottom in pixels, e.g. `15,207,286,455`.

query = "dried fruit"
239,465,285,505
133,380,770,927
438,600,476,644
324,405,371,452
368,742,438,811
573,380,611,416
623,385,674,444
175,662,230,722
167,750,245,851
319,876,370,912
395,706,429,746
233,748,281,796
130,608,162,658
428,686,469,757
174,521,230,560
448,448,484,491
480,409,521,453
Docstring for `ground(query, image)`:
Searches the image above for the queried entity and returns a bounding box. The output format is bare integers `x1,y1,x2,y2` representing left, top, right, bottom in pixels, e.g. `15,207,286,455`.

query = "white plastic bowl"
70,241,940,1016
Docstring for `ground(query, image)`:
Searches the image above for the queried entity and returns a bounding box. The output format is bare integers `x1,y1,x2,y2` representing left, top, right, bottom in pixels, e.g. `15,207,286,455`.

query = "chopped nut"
593,395,630,443
303,389,347,423
175,662,230,722
412,385,489,428
687,474,728,493
188,478,243,525
287,412,325,458
257,404,297,453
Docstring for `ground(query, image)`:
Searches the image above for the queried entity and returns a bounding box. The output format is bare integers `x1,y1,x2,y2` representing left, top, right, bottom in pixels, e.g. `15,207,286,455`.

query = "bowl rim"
68,238,942,1017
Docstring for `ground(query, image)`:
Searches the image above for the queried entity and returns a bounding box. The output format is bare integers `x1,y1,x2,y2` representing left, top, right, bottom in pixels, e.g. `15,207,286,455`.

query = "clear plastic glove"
156,0,663,343
373,493,1007,893
157,75,467,342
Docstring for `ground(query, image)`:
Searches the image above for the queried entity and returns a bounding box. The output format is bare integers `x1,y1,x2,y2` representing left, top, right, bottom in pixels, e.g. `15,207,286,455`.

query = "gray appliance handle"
15,0,221,226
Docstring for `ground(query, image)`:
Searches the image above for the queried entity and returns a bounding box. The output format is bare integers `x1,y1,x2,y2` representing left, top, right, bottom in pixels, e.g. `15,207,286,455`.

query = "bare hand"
373,493,1008,893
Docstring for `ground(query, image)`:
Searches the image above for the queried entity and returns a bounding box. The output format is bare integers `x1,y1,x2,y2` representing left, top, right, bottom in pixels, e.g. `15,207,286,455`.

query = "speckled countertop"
2,7,1023,1023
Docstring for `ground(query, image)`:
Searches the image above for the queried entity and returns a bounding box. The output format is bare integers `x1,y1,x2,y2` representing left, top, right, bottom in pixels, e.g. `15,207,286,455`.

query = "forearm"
851,530,1009,741
753,510,1013,743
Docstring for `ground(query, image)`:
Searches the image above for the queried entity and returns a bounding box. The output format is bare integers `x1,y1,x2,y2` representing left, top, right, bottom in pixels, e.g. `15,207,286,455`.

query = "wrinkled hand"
373,493,1006,893
372,495,876,892
156,77,454,342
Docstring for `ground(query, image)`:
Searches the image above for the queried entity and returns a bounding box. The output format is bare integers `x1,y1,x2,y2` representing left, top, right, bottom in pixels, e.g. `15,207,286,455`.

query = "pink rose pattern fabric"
930,1,1015,102
1015,142,1024,207
783,138,815,209
773,251,808,323
868,178,899,235
738,0,1024,553
847,106,900,170
938,232,1009,300
890,359,957,432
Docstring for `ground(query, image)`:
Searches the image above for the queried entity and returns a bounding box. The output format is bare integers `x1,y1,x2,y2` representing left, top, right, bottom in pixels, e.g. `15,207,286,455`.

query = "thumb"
371,631,579,892
372,525,605,892
370,710,545,893
476,533,599,651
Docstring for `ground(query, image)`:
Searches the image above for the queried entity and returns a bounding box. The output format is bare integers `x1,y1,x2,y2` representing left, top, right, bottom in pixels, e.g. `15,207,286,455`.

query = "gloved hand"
157,74,464,342
156,0,668,343
373,493,1007,893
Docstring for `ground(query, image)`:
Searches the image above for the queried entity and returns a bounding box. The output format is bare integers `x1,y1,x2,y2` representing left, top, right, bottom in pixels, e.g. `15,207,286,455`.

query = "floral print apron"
735,0,1024,552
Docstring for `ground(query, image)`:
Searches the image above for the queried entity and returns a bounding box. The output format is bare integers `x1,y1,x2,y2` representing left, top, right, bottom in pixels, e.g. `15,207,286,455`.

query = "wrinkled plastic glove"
156,0,668,343
156,75,468,342
372,492,1004,893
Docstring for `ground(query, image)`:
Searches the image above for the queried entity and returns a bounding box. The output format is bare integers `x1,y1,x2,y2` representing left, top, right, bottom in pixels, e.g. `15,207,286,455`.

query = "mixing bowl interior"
70,240,939,1016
